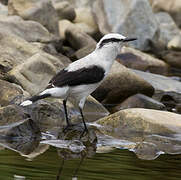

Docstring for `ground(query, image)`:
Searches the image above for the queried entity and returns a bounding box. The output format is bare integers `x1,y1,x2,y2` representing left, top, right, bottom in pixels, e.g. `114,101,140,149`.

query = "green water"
0,147,181,180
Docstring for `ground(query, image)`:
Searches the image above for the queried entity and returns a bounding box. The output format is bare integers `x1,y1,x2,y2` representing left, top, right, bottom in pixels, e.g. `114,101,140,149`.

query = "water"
0,147,181,180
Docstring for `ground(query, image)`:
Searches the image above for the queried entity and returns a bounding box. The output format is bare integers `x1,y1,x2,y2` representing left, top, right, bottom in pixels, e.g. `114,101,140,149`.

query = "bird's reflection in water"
0,119,97,179
42,124,97,180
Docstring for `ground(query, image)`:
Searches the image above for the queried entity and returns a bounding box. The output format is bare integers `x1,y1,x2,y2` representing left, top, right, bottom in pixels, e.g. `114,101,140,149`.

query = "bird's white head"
96,33,137,52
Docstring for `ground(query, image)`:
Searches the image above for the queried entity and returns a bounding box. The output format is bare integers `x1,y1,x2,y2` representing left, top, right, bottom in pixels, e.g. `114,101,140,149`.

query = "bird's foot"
63,124,74,133
79,127,89,139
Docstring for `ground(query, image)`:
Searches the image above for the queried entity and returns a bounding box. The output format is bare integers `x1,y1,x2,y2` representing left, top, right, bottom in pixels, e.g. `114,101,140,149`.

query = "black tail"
29,94,51,103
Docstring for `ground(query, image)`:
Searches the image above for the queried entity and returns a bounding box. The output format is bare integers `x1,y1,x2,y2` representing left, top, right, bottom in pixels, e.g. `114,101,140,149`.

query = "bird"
20,33,137,135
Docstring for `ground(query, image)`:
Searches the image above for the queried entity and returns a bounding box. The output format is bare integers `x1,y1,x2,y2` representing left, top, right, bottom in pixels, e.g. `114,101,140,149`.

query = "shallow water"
1,147,181,180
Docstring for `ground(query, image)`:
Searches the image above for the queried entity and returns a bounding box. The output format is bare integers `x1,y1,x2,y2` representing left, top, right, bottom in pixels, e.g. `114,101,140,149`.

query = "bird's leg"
63,99,72,132
79,107,88,138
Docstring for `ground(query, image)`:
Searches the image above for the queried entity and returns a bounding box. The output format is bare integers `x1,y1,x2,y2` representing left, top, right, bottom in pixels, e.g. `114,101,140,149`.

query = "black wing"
48,65,105,88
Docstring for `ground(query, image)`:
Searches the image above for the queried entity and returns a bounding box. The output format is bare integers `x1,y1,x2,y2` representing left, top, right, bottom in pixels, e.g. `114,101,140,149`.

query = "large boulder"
92,61,154,105
8,0,59,35
149,0,181,28
92,0,158,51
117,46,169,75
0,3,8,15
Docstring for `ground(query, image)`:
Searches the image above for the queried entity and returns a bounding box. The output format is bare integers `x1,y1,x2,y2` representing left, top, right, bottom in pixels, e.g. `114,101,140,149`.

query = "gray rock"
54,1,76,21
92,0,158,51
117,46,169,75
8,0,59,35
0,15,53,43
92,61,154,105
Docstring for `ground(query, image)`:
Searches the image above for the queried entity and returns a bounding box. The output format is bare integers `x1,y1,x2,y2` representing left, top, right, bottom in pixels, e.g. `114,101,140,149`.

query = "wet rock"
92,61,154,105
97,108,181,138
117,46,169,75
7,52,65,95
154,12,181,50
161,50,181,69
92,0,158,51
0,105,28,126
65,24,96,50
0,79,29,106
0,31,40,72
149,0,181,28
54,1,76,21
114,94,166,112
0,15,53,43
8,0,59,35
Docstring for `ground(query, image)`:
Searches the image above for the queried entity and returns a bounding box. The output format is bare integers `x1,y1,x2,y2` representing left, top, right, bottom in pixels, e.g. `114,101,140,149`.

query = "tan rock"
54,1,76,21
97,108,181,137
74,7,98,32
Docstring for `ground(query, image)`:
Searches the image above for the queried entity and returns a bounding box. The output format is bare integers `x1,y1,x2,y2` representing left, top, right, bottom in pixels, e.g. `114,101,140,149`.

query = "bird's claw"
79,127,89,139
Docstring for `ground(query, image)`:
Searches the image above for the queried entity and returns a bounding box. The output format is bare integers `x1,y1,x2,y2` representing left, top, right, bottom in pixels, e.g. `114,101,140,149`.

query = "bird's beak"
122,38,137,42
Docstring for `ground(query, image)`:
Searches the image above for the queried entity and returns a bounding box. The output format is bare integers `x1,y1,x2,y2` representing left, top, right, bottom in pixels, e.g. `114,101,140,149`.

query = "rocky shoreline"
0,0,181,160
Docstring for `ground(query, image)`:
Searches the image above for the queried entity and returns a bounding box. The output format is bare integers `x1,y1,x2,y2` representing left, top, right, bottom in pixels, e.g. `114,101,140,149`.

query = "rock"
7,52,65,95
133,69,181,95
0,15,53,43
92,61,154,105
168,35,181,50
8,0,59,35
117,46,169,75
0,3,8,15
71,43,96,60
154,12,181,50
0,31,40,72
65,24,96,50
0,105,28,126
97,108,181,138
149,0,181,28
58,19,73,39
0,79,29,106
74,7,98,34
114,94,166,112
92,0,158,51
161,50,181,69
54,1,76,21
132,69,181,111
